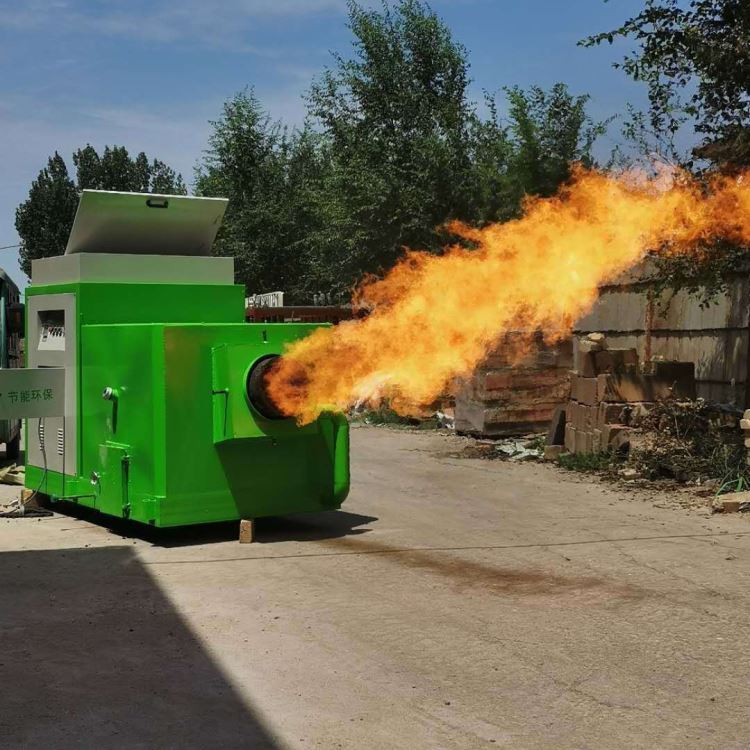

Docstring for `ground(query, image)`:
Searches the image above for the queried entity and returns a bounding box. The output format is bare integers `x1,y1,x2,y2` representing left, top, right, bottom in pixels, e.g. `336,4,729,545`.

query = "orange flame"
266,166,750,424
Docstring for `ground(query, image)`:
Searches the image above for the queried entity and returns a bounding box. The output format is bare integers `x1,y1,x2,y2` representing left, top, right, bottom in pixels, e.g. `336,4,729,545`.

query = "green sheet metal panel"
23,277,350,527
27,281,245,325
24,279,241,507
80,324,166,522
96,443,130,518
161,324,346,526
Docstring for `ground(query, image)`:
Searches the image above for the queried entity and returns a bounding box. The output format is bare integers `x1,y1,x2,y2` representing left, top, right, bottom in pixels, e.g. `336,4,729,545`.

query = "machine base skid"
26,465,345,528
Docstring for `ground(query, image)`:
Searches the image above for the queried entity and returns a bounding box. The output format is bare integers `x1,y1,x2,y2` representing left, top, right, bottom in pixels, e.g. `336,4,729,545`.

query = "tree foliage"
15,145,185,277
14,154,78,279
198,1,604,302
307,0,477,282
195,90,331,300
503,84,608,201
582,0,750,169
582,0,750,299
21,1,604,299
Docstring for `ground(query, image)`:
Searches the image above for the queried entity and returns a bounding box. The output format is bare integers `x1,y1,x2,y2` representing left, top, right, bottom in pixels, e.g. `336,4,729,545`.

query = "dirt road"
2,425,750,748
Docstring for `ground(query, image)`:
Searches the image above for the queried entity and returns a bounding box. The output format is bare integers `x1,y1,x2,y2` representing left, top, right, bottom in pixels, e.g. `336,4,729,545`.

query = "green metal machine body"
18,192,349,527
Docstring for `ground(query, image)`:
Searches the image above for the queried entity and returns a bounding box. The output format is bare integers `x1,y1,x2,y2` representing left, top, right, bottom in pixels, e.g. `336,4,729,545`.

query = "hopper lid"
65,190,228,256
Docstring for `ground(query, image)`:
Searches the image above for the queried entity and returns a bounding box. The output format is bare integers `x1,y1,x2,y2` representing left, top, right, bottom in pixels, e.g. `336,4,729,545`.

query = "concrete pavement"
2,425,750,748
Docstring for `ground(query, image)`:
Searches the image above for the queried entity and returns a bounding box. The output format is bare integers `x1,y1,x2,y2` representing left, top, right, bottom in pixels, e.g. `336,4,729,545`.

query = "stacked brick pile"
549,334,697,456
455,339,573,437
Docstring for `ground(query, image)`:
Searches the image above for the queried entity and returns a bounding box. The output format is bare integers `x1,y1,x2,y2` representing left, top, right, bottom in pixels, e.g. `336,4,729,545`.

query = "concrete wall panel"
575,275,750,406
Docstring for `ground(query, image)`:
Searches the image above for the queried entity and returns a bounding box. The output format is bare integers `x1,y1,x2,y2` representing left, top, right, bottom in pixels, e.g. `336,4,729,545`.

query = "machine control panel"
27,295,77,476
38,310,66,352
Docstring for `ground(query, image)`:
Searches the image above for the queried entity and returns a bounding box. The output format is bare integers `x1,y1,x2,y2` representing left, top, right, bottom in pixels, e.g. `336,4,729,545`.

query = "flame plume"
266,166,750,424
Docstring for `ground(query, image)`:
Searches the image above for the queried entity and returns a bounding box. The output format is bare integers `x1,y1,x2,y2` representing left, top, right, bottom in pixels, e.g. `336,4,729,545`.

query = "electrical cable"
0,418,52,518
29,416,50,504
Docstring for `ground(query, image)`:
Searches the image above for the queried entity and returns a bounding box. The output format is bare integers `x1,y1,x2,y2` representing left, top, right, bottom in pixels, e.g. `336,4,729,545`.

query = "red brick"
239,519,255,543
592,428,602,453
574,404,595,431
722,498,742,513
718,491,750,513
475,370,571,401
586,405,597,430
544,445,564,461
482,372,514,391
579,352,597,378
579,339,602,354
568,401,582,430
484,405,563,424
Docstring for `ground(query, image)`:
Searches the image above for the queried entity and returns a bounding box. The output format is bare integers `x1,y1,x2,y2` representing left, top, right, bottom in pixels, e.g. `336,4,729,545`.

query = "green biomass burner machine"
5,190,349,527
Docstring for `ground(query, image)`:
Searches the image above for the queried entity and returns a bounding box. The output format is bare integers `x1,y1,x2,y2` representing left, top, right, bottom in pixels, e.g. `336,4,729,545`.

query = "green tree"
197,2,605,303
582,0,750,169
582,0,750,300
277,129,338,301
307,1,605,292
505,84,606,198
196,89,324,302
468,84,606,224
15,153,78,278
466,96,514,225
308,0,477,288
72,145,186,193
15,145,186,277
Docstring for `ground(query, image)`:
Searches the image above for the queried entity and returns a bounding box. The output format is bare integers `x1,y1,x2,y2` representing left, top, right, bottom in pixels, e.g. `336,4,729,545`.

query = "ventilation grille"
38,422,44,450
57,428,64,457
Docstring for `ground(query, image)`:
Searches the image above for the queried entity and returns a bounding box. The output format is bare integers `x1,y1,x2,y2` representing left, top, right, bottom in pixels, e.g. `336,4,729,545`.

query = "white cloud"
0,0,350,48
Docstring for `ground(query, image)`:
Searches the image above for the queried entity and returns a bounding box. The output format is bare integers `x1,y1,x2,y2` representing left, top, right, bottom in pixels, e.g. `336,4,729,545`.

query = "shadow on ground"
0,546,279,749
45,501,378,548
151,510,378,548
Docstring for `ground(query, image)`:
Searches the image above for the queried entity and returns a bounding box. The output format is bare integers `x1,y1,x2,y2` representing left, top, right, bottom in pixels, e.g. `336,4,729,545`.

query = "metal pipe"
245,355,288,420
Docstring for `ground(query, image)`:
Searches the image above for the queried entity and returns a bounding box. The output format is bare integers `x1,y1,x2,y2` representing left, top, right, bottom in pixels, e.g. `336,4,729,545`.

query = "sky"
0,0,652,287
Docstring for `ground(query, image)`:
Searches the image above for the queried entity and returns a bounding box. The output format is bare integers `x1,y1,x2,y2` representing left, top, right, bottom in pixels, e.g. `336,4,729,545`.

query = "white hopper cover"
65,190,228,256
